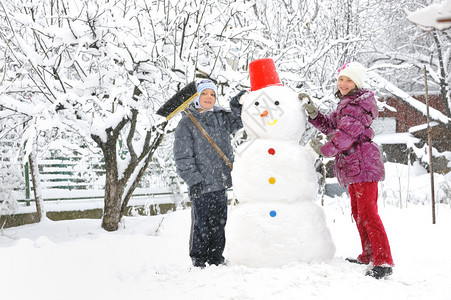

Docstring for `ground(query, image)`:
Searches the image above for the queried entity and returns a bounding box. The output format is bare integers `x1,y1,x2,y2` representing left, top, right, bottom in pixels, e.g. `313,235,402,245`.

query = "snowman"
226,58,335,267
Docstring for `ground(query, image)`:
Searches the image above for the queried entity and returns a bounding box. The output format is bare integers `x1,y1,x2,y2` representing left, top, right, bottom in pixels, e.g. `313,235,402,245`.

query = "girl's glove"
298,93,318,119
309,138,324,156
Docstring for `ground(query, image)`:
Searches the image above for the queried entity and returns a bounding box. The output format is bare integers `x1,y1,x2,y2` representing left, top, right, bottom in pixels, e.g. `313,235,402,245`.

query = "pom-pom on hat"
193,79,218,109
336,62,366,89
249,58,283,91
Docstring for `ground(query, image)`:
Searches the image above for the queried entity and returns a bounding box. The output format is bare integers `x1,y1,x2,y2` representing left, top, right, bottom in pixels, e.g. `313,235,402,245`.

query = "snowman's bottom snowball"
225,201,336,267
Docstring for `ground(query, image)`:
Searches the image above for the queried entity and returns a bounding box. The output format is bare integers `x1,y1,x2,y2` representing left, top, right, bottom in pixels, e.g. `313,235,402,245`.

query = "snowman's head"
241,85,306,140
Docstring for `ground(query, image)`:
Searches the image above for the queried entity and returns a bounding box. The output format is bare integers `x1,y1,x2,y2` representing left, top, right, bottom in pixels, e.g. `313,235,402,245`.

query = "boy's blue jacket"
173,92,244,193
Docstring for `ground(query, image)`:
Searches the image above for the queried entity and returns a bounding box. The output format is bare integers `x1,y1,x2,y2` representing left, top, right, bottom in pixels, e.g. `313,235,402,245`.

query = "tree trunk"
28,140,45,221
102,170,124,231
120,123,166,217
432,32,451,118
97,129,126,232
91,89,167,231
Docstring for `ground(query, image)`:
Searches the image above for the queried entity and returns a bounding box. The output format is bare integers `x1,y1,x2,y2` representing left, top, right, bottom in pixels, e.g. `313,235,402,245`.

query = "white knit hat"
193,79,218,109
336,62,366,89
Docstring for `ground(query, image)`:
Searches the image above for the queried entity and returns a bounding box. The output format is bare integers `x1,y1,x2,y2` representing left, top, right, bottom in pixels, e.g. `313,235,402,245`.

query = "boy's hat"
337,62,366,89
249,58,283,91
193,79,218,109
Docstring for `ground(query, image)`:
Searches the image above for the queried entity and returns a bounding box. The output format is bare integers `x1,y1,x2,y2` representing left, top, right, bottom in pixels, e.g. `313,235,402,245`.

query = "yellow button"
269,177,276,184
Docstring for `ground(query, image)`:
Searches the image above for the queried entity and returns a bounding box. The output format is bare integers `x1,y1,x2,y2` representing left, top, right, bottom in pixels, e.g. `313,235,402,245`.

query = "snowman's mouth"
259,110,278,125
267,119,278,125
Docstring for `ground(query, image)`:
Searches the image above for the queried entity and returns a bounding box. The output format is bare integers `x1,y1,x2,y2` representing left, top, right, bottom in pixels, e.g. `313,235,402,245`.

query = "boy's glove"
189,182,203,198
238,91,250,105
298,93,318,119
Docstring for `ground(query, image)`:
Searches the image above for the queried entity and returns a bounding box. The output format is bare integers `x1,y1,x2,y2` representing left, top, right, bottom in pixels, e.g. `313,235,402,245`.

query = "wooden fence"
0,149,180,206
0,148,186,227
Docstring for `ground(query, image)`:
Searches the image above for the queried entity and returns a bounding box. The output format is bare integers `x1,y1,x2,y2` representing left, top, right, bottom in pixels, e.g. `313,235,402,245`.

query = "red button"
268,148,275,155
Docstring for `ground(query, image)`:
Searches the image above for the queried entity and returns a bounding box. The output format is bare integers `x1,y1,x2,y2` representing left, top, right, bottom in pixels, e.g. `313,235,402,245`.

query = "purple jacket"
309,89,385,187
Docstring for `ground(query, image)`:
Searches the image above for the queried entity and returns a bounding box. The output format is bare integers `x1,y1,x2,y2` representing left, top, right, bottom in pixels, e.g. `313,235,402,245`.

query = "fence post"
24,162,30,206
424,66,436,224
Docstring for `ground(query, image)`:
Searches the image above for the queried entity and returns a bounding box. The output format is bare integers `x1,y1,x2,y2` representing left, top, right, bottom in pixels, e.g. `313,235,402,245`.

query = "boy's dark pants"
189,189,227,266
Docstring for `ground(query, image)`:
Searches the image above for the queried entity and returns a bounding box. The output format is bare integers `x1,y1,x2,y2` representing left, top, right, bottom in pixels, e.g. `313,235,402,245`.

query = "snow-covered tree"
0,0,172,230
0,0,290,231
3,0,447,231
361,0,450,119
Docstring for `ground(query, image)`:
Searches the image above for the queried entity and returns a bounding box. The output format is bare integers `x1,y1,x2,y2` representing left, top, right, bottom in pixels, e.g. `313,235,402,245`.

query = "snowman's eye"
254,102,259,106
274,101,280,105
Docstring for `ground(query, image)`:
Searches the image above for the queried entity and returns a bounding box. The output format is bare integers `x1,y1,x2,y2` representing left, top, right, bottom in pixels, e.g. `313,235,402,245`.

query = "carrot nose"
260,110,268,117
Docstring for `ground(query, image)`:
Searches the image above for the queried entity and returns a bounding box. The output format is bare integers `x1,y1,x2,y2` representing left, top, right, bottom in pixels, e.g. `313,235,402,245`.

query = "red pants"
349,182,394,266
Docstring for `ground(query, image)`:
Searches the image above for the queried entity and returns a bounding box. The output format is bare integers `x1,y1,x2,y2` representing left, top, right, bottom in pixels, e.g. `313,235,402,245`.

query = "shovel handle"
185,109,233,170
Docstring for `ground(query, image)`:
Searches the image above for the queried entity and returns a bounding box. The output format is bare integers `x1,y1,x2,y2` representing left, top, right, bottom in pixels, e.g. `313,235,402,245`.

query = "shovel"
156,81,233,170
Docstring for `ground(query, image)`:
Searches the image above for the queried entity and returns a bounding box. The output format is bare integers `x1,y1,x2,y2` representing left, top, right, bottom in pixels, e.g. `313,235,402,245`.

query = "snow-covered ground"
1,163,451,300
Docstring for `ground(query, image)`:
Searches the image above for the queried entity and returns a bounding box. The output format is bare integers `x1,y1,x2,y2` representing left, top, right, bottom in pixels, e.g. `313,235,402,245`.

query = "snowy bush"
0,160,23,215
380,162,451,206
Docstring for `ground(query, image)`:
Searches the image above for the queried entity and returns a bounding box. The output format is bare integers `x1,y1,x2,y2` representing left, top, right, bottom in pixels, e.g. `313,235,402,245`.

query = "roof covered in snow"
406,0,451,30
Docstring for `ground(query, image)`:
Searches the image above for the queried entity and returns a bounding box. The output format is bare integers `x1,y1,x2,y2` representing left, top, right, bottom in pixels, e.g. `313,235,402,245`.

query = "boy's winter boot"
192,259,206,269
365,266,393,279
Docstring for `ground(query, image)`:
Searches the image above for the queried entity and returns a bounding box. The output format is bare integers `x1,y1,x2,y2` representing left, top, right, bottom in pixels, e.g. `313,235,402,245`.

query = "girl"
300,62,394,279
173,79,244,268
